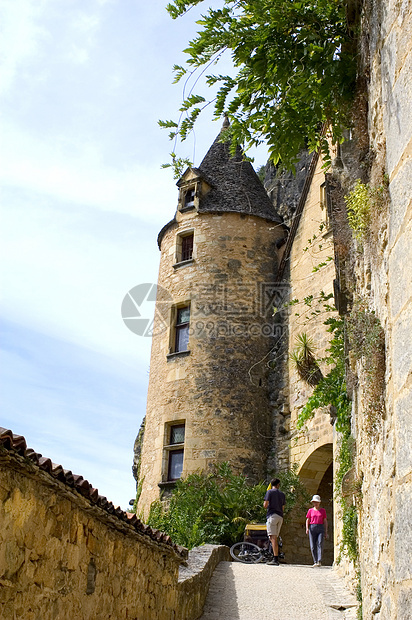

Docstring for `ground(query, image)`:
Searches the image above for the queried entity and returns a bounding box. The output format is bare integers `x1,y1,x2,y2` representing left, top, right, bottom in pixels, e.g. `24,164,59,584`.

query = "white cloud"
68,45,90,65
72,11,101,36
0,0,48,95
67,10,102,64
0,191,159,366
0,122,177,225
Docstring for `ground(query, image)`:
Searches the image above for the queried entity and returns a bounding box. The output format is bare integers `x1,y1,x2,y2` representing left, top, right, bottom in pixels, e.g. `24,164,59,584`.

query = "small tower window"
164,422,185,482
170,424,185,444
181,233,194,261
175,306,190,352
175,231,194,266
184,188,195,209
168,450,184,481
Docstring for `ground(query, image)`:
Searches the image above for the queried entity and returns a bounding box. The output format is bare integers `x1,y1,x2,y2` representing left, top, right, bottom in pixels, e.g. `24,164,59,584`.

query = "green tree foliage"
146,462,310,549
162,0,358,169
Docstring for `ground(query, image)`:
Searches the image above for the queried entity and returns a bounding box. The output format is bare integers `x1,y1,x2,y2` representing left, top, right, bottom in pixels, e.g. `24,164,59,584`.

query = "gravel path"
199,562,358,620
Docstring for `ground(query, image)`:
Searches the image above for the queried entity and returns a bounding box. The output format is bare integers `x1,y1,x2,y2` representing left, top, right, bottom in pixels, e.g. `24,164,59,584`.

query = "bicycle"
230,536,284,564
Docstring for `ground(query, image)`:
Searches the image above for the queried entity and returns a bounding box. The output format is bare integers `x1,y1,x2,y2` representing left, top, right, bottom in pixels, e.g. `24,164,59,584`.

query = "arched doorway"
283,443,334,565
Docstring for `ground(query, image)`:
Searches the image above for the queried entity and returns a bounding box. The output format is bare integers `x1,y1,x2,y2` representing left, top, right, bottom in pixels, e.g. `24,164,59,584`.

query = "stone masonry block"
389,219,412,319
397,587,412,620
383,48,412,175
392,301,412,393
394,484,412,582
394,389,412,479
388,156,412,247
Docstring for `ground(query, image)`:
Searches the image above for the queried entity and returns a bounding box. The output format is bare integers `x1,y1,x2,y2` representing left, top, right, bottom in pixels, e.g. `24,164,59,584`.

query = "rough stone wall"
137,209,284,515
0,450,183,620
0,445,231,620
178,545,230,620
341,1,412,617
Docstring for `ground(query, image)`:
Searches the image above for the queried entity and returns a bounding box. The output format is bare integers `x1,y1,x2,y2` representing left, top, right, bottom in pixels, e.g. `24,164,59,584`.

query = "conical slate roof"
196,131,282,223
157,124,282,247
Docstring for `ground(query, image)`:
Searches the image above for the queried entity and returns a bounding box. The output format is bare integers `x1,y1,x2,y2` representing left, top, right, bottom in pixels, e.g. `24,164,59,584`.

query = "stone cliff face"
329,1,412,616
263,150,313,228
356,1,411,616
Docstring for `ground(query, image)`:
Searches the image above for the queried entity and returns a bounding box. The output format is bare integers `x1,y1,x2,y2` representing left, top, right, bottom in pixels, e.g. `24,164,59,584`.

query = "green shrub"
345,178,389,240
345,180,371,239
346,301,386,436
146,462,309,549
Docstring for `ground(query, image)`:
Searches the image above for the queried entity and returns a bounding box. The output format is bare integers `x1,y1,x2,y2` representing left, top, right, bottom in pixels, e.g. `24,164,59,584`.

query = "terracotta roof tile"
0,427,187,560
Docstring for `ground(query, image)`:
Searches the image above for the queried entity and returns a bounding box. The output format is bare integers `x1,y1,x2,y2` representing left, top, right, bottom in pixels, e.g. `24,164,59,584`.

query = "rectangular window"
175,306,190,352
168,449,184,481
170,424,185,444
181,234,194,261
165,422,185,482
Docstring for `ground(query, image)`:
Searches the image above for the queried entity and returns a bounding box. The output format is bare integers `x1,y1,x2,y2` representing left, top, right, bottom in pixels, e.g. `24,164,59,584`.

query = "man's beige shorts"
266,514,283,537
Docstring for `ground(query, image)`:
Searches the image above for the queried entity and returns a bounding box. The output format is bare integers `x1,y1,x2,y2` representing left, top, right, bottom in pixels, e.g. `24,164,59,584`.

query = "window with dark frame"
175,306,190,352
170,424,185,445
168,449,184,481
184,188,195,209
166,423,185,482
181,233,194,262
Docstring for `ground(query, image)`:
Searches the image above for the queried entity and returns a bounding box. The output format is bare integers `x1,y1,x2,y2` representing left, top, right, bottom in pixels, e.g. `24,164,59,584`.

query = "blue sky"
0,0,267,510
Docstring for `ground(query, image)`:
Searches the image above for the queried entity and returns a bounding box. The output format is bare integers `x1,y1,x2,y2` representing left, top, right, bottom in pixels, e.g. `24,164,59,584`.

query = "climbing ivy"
292,302,359,568
296,316,351,431
339,503,358,562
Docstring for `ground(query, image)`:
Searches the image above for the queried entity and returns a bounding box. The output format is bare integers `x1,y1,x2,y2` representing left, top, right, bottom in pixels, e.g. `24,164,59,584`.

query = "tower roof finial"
221,114,230,131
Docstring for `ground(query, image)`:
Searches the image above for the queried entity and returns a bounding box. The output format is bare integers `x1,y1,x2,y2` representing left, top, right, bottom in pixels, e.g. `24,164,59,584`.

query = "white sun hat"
311,495,321,502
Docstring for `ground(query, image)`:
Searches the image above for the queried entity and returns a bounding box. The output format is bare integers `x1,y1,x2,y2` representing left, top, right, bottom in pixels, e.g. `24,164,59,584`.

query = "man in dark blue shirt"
263,478,286,565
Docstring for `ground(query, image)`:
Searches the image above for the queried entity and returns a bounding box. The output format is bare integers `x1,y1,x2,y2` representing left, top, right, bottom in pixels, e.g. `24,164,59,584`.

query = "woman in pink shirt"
306,494,328,566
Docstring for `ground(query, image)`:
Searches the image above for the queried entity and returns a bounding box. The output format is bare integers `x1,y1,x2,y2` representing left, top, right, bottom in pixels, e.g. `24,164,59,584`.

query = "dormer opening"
184,188,195,209
179,184,197,212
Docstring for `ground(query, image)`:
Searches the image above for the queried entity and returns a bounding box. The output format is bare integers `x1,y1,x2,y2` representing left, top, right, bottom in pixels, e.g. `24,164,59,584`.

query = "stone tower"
136,123,286,514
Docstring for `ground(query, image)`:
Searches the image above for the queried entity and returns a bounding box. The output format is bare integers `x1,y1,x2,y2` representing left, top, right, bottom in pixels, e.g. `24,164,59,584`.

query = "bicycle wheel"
230,542,263,564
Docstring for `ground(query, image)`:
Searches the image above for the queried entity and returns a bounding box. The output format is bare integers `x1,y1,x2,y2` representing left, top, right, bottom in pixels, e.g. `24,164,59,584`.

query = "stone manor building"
135,120,285,509
135,120,336,565
1,3,410,618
